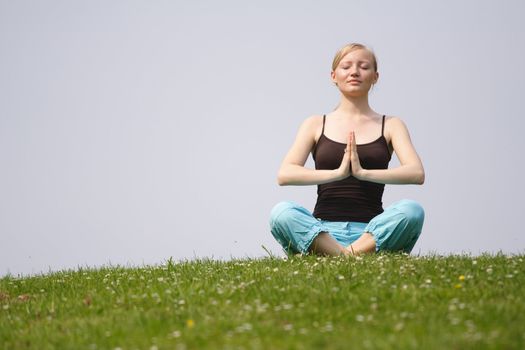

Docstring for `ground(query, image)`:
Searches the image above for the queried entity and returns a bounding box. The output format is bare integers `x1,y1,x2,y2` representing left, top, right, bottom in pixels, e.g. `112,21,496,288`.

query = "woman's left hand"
345,131,366,180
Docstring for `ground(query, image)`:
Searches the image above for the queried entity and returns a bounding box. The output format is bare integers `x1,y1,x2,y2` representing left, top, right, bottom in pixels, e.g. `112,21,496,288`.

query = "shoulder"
301,114,324,129
384,116,410,136
385,115,406,127
297,114,324,138
383,116,412,150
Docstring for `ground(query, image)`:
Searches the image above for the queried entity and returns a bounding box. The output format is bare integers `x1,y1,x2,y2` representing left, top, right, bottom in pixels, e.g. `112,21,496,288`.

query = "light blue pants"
269,199,425,255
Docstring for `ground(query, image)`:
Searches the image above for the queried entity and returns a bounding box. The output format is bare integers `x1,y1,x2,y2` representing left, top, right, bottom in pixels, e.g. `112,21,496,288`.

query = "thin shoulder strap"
312,115,326,159
381,115,385,137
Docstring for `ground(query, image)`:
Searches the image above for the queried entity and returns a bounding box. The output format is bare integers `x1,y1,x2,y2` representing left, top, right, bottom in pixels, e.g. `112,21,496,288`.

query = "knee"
396,199,425,224
269,201,299,227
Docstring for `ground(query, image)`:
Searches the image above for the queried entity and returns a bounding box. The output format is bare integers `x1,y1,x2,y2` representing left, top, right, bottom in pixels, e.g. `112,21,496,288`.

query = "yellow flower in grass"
458,275,465,281
454,284,463,289
186,319,195,328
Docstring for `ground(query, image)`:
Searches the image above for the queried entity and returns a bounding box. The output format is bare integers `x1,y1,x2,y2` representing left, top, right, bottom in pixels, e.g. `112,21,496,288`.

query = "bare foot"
344,244,356,256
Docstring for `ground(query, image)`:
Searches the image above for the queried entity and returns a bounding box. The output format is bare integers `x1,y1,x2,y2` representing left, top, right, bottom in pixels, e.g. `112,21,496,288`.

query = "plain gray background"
1,0,524,276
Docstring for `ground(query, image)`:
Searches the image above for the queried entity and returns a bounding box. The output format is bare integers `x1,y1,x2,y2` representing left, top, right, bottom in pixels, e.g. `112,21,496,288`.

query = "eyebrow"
340,60,371,65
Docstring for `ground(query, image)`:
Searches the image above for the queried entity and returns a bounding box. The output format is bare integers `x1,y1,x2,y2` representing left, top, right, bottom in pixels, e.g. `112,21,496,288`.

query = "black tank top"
312,115,392,223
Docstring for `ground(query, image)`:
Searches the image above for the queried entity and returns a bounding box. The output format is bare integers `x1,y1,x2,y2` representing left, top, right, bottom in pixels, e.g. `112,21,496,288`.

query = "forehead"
339,49,374,63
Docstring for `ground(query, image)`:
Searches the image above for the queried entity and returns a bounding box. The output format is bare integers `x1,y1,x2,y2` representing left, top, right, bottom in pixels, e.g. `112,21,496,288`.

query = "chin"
342,89,368,97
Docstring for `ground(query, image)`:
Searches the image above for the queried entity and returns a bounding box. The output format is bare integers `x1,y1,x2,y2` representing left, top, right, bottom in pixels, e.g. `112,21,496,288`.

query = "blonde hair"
331,43,378,72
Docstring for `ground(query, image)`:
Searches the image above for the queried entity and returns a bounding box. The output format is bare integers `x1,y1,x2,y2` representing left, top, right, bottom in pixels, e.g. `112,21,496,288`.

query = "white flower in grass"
236,323,253,332
356,315,365,322
323,322,334,332
394,322,404,331
283,324,293,331
282,303,293,310
337,275,345,280
256,304,268,313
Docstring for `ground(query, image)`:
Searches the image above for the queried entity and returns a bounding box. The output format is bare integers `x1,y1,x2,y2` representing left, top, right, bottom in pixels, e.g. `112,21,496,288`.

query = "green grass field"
1,252,524,349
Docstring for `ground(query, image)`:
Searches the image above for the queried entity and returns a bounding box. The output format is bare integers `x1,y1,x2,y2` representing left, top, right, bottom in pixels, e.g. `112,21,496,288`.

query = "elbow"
277,171,288,186
417,170,425,185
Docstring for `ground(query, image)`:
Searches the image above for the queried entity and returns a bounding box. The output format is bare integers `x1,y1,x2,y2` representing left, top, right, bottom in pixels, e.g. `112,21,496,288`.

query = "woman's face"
331,49,379,96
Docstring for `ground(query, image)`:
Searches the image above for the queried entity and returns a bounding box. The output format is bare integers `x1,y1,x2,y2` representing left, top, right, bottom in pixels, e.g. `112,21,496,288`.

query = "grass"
1,251,524,349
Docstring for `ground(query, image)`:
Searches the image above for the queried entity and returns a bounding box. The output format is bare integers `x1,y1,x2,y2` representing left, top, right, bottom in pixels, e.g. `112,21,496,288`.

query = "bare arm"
355,117,425,185
277,116,343,186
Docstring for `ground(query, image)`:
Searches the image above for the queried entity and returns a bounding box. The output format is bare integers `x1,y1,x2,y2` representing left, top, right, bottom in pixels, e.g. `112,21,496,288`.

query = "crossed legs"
271,199,424,257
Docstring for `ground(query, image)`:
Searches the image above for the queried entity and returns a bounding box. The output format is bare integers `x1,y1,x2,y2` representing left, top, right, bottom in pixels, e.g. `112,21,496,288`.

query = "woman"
269,43,425,257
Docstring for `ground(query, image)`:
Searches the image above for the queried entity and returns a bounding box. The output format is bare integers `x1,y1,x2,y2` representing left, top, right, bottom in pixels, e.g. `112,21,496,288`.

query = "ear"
331,70,337,85
373,71,379,84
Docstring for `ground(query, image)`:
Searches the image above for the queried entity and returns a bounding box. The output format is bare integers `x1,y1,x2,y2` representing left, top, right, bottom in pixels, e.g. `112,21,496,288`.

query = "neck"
334,94,374,120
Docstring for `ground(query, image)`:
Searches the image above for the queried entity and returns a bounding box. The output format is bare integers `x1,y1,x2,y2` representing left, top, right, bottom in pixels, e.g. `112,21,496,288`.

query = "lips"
348,80,361,83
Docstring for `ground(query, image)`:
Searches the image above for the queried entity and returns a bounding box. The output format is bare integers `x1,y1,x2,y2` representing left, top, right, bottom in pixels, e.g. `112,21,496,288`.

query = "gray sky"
1,0,524,276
